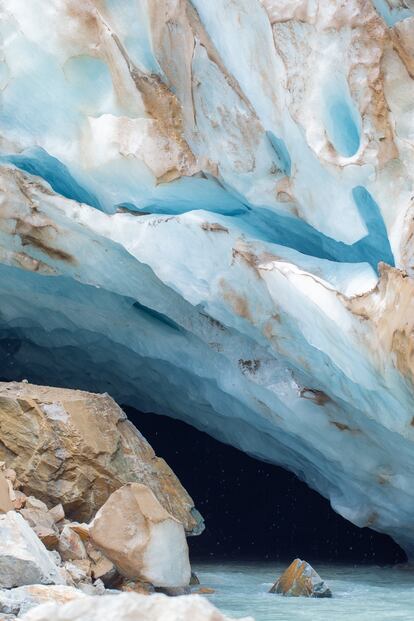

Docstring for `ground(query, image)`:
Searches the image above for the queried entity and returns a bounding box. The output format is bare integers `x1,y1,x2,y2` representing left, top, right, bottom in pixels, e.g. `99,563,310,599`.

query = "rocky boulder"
0,585,85,616
89,483,191,587
0,382,202,534
0,512,65,588
19,593,254,621
269,559,332,598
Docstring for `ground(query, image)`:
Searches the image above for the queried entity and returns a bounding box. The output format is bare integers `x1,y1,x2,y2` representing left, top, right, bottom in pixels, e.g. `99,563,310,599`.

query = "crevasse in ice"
1,0,414,554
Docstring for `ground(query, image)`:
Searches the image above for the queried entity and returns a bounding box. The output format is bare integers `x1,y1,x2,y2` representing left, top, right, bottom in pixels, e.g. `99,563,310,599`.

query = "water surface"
194,562,414,620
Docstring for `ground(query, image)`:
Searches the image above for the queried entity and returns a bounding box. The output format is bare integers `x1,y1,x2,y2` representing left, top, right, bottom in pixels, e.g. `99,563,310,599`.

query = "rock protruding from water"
0,381,203,534
269,559,332,598
190,572,200,585
18,593,254,621
0,512,65,588
89,483,191,588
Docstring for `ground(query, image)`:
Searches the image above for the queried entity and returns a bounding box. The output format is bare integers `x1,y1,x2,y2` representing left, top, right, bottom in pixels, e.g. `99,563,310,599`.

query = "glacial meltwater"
194,562,414,620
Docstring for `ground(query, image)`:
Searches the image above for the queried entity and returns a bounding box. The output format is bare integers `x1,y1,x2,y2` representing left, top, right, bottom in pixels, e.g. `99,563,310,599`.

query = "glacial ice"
1,0,414,556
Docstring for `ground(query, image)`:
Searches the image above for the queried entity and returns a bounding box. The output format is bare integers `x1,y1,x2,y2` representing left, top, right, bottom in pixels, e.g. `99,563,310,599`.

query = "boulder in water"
269,558,332,598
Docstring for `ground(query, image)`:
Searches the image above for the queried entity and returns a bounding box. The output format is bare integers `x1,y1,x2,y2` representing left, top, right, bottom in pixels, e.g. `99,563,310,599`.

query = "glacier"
1,0,414,555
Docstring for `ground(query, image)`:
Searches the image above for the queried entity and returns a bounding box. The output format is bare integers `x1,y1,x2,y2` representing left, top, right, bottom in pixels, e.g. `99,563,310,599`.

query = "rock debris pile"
0,382,244,621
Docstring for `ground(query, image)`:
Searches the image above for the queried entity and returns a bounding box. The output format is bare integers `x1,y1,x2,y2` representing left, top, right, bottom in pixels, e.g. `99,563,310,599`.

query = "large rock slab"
0,585,85,616
0,382,202,534
90,483,191,588
19,593,253,621
0,512,65,588
269,559,332,598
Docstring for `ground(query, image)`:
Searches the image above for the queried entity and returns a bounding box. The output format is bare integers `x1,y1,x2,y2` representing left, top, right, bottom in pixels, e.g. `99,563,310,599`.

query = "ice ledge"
0,165,414,556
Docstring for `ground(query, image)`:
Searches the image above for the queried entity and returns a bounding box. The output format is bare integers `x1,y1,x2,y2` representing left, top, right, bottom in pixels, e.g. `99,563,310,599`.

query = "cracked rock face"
0,382,202,534
269,559,332,598
0,1,414,554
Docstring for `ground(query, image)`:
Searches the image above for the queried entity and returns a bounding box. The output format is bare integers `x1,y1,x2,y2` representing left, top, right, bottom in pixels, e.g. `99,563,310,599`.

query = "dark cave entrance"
125,406,406,565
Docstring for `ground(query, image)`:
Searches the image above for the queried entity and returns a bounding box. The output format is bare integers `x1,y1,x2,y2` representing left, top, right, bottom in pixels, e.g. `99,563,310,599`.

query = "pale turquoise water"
194,562,414,620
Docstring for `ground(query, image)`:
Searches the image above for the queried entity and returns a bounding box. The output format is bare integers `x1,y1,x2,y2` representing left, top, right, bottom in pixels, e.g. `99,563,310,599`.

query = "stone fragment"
85,540,118,585
0,474,13,514
19,593,253,621
155,586,191,596
58,526,87,562
90,556,117,585
0,383,202,534
190,572,200,585
63,562,91,587
25,498,48,513
69,560,91,577
5,482,15,505
0,512,65,588
19,509,59,549
89,483,191,587
68,523,89,541
3,470,16,486
269,559,332,598
0,585,84,616
49,505,65,524
12,492,26,511
84,540,101,564
120,580,155,595
77,579,106,597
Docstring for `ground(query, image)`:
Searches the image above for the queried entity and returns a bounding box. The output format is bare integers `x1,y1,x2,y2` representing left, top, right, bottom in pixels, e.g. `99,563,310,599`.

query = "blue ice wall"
323,76,361,157
1,148,101,210
266,132,292,176
3,147,393,273
372,0,414,25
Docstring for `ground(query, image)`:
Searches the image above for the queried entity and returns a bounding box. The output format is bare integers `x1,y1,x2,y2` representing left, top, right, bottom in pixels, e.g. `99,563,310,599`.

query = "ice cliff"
1,0,414,554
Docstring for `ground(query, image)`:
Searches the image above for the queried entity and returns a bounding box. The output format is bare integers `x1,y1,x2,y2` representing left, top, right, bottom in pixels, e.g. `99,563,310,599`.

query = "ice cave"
1,1,414,619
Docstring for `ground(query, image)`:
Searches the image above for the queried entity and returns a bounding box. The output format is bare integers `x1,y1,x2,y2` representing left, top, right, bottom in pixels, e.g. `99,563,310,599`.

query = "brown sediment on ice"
345,264,414,383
